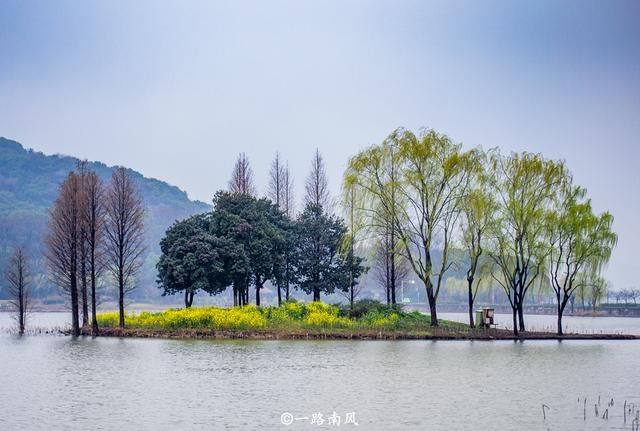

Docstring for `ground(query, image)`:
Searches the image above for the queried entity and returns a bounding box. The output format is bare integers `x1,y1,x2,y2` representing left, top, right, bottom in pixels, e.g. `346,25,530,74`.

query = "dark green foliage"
157,192,294,306
293,203,365,301
0,137,209,300
339,299,404,319
155,196,364,307
156,214,232,307
212,192,290,305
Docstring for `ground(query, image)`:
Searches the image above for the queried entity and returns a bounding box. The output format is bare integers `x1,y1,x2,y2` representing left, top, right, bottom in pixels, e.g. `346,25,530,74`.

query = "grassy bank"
96,300,466,337
94,301,640,340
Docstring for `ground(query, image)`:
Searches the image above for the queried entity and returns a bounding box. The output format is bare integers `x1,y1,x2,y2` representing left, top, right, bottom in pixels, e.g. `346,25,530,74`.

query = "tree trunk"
118,270,125,328
313,288,320,302
391,278,396,305
428,292,438,326
512,306,519,337
277,283,282,307
18,283,25,335
255,275,261,306
557,308,563,336
70,240,80,336
390,232,396,305
71,271,80,337
467,276,475,328
350,285,354,310
555,292,563,335
421,276,438,326
80,242,89,327
517,300,526,332
90,262,98,335
385,261,390,305
557,294,571,336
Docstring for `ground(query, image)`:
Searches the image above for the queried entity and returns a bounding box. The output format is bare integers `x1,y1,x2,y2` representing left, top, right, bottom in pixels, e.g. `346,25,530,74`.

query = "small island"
90,301,639,341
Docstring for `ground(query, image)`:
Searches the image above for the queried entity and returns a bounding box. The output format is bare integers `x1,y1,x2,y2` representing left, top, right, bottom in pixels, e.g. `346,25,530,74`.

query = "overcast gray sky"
1,0,639,290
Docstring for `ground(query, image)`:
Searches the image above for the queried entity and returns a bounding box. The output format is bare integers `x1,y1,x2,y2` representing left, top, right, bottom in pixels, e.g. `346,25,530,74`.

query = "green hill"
0,137,211,301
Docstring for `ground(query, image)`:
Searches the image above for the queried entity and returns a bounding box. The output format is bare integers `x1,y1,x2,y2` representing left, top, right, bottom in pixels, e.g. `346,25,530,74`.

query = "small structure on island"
475,308,495,328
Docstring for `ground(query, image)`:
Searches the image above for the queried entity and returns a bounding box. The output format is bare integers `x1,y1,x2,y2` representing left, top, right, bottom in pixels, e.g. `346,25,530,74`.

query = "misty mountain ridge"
0,136,211,300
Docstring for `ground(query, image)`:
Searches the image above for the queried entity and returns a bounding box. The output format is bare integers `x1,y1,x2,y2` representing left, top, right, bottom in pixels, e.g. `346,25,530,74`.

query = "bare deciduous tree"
282,161,295,219
267,154,296,216
104,167,146,328
45,172,82,336
82,169,105,335
370,227,411,305
5,247,31,335
269,154,296,302
305,149,329,209
76,161,90,327
268,152,285,209
344,138,404,305
229,152,256,196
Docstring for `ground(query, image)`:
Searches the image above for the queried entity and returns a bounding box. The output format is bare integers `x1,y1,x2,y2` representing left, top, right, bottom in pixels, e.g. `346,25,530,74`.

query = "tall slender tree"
76,161,90,327
5,247,31,335
45,172,82,336
460,155,496,327
268,153,287,304
344,136,409,306
281,162,295,300
82,169,105,335
282,161,295,219
305,149,330,209
341,184,367,309
229,152,256,196
268,153,284,209
104,167,146,328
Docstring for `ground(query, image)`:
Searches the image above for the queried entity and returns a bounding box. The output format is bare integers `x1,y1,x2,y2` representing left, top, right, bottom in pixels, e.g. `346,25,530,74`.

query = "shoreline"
4,307,640,318
84,327,640,341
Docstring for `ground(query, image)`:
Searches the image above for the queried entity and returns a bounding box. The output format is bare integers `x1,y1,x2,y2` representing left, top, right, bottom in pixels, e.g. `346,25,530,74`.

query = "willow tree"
547,179,616,335
346,128,475,326
344,135,404,305
460,159,497,327
488,151,565,336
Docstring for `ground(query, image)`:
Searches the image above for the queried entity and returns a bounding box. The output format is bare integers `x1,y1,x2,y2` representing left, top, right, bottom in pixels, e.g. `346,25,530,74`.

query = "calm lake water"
1,313,639,430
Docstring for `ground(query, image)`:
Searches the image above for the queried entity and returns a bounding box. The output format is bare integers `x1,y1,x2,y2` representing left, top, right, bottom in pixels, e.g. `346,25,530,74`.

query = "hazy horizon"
1,0,638,291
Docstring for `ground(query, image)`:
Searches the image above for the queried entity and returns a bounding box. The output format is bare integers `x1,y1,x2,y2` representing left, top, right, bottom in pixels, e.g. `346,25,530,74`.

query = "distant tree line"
611,289,640,305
